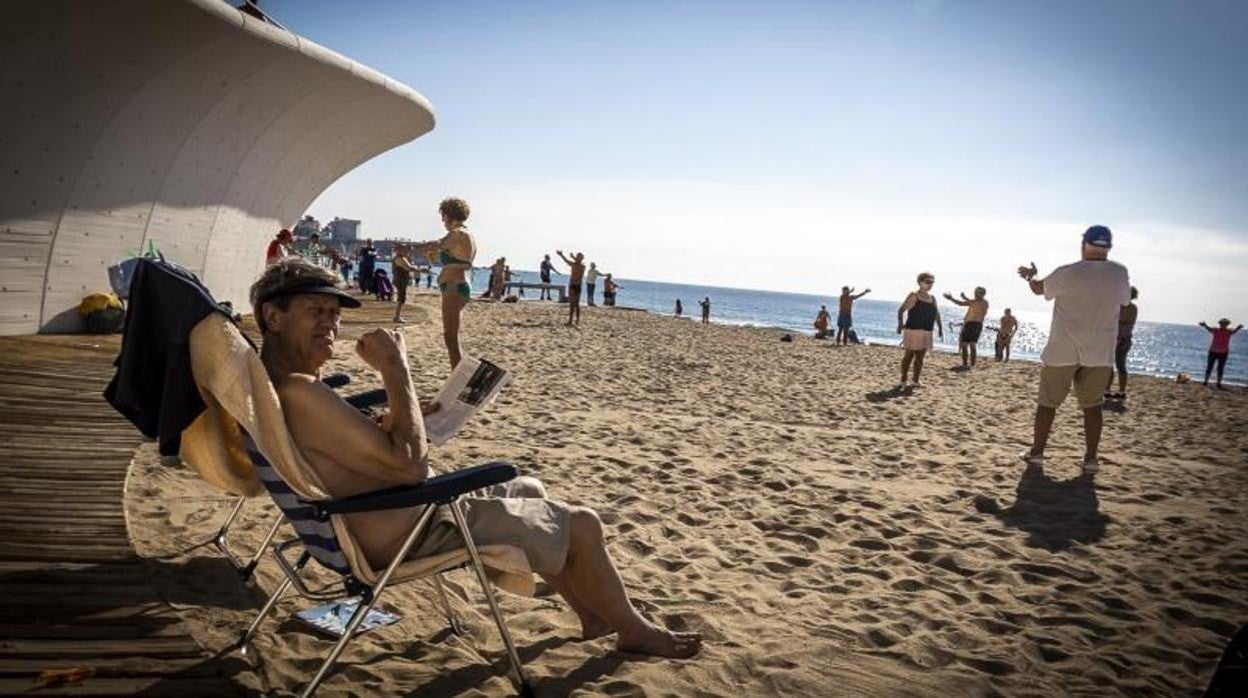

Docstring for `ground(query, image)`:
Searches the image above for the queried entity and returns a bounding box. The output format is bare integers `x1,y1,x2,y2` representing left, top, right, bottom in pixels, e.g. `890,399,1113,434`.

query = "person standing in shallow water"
944,287,989,368
1106,286,1139,399
897,273,943,386
1199,318,1242,389
674,299,683,317
699,297,711,324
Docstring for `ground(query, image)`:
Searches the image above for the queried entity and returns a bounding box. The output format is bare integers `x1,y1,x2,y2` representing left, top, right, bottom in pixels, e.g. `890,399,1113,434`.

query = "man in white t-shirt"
1017,225,1131,473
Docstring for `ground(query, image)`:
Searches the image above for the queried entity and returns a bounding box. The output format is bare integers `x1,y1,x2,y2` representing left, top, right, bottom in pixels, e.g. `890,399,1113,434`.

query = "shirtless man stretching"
557,250,586,326
250,258,700,658
943,287,989,368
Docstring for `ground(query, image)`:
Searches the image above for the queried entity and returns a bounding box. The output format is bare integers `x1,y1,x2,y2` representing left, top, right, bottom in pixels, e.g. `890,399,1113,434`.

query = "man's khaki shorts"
407,476,573,576
1038,364,1112,409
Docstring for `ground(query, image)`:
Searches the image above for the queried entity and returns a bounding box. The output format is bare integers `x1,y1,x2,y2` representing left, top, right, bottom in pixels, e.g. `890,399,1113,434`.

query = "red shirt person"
1199,318,1243,388
266,229,294,266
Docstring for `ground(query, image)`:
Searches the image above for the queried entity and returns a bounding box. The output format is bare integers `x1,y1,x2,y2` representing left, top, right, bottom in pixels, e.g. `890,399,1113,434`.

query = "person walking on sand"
699,297,711,324
836,287,870,346
897,273,943,386
814,305,832,338
1105,286,1139,399
409,198,477,368
1199,318,1243,389
391,243,415,324
675,299,683,317
539,254,557,300
994,308,1019,362
557,250,586,326
943,287,989,368
1017,225,1130,474
585,262,602,307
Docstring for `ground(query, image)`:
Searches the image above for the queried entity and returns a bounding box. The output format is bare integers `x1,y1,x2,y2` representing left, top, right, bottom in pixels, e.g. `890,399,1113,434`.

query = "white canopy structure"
0,0,435,334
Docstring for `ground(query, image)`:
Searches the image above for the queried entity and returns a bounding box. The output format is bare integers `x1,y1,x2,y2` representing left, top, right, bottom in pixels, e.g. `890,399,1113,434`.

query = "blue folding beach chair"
234,436,534,697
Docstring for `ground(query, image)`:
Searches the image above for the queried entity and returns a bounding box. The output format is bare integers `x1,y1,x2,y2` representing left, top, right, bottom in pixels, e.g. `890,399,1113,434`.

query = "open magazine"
294,598,401,637
424,356,511,445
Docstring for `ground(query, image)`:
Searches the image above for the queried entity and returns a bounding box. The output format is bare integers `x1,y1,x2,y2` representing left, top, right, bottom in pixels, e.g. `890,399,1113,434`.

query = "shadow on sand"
865,385,914,403
974,463,1110,552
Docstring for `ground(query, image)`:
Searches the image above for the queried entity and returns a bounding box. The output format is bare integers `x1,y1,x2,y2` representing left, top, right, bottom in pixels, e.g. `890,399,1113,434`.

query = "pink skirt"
902,329,933,351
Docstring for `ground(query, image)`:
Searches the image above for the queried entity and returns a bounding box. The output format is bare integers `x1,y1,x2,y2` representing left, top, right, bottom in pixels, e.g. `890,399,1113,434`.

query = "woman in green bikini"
411,198,476,368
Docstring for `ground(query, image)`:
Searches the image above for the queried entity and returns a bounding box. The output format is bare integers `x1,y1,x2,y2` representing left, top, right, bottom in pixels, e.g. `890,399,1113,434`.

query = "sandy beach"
125,292,1248,696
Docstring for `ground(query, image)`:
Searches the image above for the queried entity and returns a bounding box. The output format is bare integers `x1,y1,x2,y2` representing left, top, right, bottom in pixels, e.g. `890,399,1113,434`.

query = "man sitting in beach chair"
250,258,700,658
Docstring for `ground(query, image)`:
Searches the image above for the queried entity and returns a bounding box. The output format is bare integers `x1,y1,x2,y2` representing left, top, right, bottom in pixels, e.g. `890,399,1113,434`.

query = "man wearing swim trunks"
249,258,701,658
556,250,585,326
943,287,989,368
1018,225,1130,474
836,286,870,346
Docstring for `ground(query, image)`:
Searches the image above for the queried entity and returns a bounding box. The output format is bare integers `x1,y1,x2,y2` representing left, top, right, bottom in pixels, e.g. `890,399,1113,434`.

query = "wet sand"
126,292,1248,695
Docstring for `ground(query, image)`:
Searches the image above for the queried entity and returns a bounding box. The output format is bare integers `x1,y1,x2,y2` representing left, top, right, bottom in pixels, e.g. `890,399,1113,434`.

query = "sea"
370,262,1246,386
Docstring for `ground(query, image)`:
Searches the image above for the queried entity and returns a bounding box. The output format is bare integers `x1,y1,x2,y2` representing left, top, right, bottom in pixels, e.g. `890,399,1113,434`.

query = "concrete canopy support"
0,0,435,334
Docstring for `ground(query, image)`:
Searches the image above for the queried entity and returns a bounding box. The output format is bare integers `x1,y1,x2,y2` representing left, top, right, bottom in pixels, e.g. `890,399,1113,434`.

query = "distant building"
293,214,320,239
324,216,361,243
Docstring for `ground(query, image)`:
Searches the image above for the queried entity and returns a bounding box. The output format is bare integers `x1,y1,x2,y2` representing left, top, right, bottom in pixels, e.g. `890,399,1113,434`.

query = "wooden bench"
503,282,566,302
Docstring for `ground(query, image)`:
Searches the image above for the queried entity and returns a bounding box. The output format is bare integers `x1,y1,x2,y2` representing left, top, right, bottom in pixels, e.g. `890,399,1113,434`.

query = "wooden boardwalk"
0,335,247,695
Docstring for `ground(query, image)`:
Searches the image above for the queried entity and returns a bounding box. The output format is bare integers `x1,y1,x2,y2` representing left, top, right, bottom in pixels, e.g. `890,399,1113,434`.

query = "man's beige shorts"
1038,364,1113,409
407,476,573,576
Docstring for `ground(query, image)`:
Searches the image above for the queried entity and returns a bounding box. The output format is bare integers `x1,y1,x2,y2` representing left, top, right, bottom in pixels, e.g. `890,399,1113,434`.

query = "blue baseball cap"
1082,225,1113,248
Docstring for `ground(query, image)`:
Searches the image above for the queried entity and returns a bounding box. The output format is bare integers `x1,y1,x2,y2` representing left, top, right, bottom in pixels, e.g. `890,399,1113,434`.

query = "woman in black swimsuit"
896,272,943,386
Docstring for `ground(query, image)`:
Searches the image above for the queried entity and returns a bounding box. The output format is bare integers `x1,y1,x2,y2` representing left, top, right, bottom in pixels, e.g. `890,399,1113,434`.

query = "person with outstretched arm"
1017,225,1130,474
1198,318,1243,389
836,287,870,346
994,309,1019,362
539,254,558,300
556,250,586,326
408,198,477,368
943,287,989,368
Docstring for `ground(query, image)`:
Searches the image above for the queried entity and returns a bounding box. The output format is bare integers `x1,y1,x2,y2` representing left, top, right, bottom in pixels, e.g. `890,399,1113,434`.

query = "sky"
265,0,1248,324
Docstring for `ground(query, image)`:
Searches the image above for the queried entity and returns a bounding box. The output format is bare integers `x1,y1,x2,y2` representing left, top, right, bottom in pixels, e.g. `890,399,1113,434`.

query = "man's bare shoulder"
274,374,342,412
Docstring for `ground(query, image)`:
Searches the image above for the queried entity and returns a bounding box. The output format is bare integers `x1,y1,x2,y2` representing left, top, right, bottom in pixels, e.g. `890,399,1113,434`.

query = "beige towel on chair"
184,314,535,595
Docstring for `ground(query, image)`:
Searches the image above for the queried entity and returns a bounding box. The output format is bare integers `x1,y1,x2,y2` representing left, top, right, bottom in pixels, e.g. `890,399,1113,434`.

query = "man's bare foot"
617,623,702,658
579,615,612,641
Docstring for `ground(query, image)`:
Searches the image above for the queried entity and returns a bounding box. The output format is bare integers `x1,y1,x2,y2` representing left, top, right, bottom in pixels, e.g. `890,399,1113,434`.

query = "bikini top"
438,248,471,266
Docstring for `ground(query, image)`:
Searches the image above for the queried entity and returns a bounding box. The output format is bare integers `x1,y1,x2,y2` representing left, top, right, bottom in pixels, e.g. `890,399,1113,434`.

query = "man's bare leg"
1028,405,1057,457
960,343,969,367
1082,406,1103,462
546,509,700,657
970,344,977,367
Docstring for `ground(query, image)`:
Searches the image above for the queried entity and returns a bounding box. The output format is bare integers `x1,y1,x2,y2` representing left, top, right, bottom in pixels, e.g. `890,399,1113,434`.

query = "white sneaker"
1082,457,1100,474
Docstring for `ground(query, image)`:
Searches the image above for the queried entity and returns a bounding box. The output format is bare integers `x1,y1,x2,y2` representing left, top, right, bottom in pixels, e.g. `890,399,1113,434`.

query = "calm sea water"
371,263,1246,386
